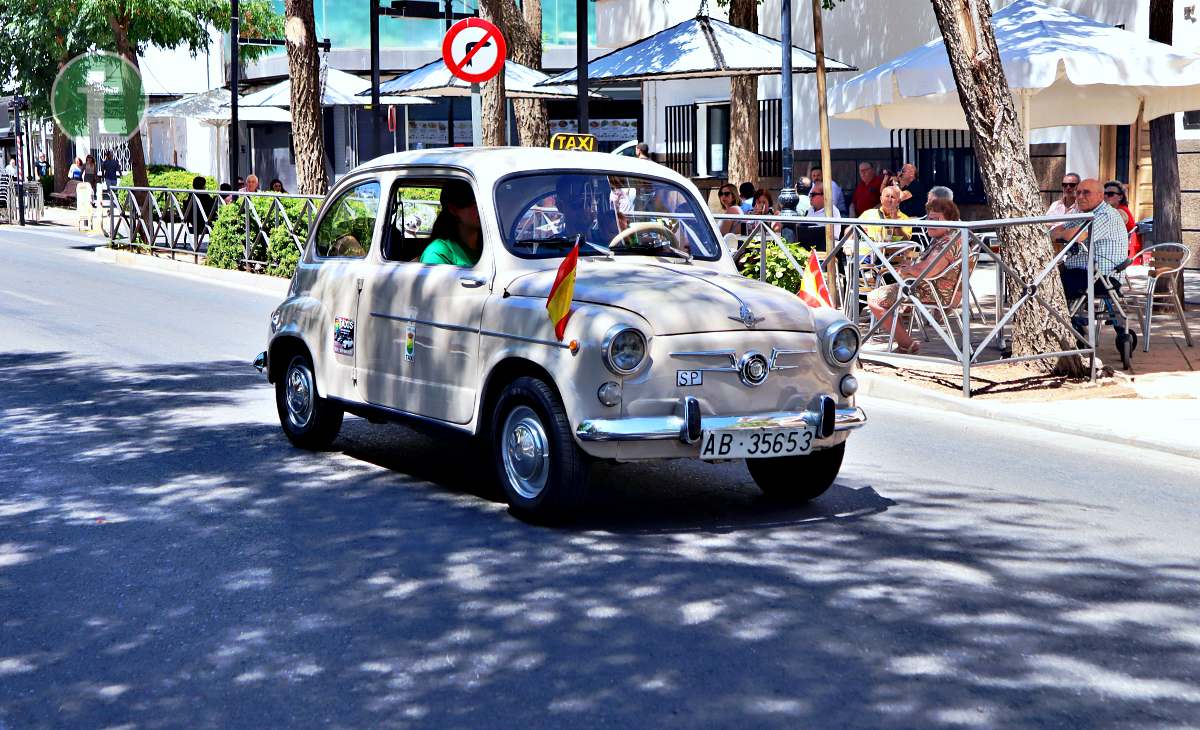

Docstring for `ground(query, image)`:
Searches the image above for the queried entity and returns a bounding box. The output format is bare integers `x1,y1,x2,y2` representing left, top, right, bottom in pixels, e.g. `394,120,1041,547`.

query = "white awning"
540,14,854,86
831,0,1200,130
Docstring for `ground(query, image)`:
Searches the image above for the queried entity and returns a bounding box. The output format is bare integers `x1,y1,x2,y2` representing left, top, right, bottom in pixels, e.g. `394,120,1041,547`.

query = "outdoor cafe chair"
886,246,980,352
0,175,11,224
1125,243,1194,353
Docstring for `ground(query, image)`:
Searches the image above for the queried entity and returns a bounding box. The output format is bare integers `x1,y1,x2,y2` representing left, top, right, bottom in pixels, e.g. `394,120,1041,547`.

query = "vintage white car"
256,148,865,522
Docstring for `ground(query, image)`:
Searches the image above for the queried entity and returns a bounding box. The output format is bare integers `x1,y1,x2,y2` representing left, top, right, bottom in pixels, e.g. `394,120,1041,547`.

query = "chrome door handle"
458,275,487,288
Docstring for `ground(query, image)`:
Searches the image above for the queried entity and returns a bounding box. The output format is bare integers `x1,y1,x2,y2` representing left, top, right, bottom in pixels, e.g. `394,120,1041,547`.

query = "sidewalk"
857,266,1200,460
5,204,289,298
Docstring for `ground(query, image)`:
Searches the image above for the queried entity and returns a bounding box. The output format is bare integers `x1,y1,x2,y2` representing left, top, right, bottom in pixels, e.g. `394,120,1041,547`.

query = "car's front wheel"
491,377,590,523
276,352,344,450
746,443,845,502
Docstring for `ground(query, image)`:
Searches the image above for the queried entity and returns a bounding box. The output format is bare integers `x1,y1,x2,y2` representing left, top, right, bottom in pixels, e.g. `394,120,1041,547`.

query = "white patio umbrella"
241,67,431,107
371,58,603,99
145,89,290,181
830,0,1200,136
145,88,292,124
538,14,854,86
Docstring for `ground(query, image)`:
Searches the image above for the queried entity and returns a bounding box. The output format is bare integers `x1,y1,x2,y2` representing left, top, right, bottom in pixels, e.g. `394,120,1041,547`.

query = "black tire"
747,442,845,503
490,376,590,523
275,352,344,450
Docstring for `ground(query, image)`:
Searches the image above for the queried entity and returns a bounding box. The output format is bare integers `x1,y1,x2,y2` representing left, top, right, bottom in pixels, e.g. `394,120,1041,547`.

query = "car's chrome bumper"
253,351,267,375
576,399,866,444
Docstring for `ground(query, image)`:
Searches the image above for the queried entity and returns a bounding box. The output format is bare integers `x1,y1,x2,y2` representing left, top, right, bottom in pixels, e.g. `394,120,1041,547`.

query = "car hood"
503,260,816,335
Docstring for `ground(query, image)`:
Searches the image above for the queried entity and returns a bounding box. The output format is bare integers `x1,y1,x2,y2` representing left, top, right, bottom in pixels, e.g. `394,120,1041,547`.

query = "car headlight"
602,326,647,375
270,308,282,334
823,322,860,367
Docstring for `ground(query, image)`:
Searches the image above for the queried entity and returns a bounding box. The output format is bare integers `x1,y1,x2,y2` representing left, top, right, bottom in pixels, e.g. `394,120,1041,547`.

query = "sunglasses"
719,191,734,197
1062,182,1078,189
1104,190,1121,197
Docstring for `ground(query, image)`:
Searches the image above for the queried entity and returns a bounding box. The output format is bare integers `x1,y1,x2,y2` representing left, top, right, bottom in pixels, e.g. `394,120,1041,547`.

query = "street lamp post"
230,0,241,185
778,0,798,216
576,0,589,136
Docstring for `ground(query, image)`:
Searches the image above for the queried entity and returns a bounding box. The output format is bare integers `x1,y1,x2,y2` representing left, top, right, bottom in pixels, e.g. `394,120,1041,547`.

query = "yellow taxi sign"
549,132,597,152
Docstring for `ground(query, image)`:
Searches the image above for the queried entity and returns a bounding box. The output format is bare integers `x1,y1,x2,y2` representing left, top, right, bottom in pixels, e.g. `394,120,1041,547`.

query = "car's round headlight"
824,323,860,367
602,326,647,375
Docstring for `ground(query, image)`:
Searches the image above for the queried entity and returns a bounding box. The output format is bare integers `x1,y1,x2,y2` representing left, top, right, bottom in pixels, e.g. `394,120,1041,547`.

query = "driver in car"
554,175,620,246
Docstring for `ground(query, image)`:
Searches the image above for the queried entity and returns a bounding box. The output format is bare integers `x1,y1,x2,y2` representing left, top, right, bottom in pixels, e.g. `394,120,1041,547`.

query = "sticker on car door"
333,317,355,355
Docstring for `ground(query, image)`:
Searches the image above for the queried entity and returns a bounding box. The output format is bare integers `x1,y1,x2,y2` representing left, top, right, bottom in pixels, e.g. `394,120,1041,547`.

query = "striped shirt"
1064,202,1126,276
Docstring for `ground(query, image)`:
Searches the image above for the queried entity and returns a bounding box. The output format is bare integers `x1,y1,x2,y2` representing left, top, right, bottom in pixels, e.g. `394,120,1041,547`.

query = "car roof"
353,147,694,190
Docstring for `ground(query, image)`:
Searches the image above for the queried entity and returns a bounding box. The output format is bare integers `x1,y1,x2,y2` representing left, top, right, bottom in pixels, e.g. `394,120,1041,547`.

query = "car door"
356,175,491,425
305,176,384,401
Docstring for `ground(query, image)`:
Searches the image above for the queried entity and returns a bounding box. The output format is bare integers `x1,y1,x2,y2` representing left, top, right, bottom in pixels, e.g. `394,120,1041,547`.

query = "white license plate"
699,427,814,460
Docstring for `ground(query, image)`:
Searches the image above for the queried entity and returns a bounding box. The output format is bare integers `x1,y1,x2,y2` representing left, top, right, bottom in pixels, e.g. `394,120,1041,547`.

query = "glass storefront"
263,0,597,53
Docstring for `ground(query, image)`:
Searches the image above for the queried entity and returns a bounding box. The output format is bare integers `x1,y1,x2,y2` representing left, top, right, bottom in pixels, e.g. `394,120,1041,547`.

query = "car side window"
313,180,381,259
382,181,447,262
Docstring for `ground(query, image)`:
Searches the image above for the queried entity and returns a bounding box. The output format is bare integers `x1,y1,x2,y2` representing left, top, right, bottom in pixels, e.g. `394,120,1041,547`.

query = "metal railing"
106,186,324,266
714,211,1099,397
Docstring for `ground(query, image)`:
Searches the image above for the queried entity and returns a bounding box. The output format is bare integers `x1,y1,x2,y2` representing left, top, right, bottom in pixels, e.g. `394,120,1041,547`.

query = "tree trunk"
727,0,759,186
481,0,547,147
1149,0,1184,305
109,15,151,246
285,0,327,195
481,73,507,146
929,0,1085,376
51,122,71,193
51,51,72,192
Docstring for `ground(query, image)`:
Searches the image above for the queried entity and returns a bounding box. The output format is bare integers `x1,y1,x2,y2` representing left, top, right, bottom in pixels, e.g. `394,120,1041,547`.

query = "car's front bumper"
576,396,866,444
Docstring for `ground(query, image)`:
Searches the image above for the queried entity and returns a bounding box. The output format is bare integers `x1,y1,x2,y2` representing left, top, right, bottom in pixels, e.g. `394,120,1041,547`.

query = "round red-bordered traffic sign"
441,18,507,84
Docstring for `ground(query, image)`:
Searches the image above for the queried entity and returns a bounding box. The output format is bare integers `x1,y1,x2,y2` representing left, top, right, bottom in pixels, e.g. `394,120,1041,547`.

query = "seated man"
1056,178,1127,305
556,175,620,245
419,180,482,266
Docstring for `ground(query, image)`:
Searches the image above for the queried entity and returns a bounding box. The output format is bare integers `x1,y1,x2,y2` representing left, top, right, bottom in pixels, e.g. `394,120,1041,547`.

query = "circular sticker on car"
51,51,148,140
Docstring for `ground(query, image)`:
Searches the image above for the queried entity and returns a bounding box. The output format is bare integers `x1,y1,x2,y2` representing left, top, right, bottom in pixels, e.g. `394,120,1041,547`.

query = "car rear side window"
313,180,382,259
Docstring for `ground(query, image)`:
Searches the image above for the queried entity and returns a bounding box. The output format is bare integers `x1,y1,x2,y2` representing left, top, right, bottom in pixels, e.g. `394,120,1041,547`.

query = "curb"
92,247,290,298
857,371,1200,461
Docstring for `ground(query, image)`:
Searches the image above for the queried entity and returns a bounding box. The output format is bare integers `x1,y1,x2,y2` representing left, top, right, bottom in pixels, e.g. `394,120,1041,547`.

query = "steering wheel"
608,220,683,251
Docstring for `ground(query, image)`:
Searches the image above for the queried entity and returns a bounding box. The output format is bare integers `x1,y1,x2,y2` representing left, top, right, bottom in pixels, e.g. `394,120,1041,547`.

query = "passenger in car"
419,180,482,266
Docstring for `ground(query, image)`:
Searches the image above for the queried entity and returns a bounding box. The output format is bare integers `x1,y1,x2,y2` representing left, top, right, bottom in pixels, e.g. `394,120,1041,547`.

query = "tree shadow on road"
2,351,1199,728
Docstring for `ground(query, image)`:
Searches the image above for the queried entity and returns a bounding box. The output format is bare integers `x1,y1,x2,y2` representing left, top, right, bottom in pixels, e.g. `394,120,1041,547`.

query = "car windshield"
495,172,723,261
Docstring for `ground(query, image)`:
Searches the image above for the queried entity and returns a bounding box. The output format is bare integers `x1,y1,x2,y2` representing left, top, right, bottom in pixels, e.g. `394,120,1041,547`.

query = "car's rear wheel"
491,376,590,523
747,443,845,502
276,352,343,450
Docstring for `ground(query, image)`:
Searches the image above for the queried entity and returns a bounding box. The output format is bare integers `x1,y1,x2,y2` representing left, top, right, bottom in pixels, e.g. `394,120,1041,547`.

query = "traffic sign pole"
470,82,483,147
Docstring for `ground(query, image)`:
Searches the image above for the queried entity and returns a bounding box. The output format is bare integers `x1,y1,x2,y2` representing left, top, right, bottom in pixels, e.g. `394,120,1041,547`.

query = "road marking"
0,289,54,307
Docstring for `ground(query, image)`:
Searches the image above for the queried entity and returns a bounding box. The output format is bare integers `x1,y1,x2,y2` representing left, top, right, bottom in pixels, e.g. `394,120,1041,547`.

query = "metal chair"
0,175,11,224
1127,243,1194,352
887,246,980,351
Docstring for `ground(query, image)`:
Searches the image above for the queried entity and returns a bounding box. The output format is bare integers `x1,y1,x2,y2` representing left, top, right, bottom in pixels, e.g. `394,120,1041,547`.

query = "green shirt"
420,238,479,267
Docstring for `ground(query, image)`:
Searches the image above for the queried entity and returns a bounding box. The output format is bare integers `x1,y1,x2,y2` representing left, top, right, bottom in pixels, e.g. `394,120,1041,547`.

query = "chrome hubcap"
501,406,550,500
285,360,315,430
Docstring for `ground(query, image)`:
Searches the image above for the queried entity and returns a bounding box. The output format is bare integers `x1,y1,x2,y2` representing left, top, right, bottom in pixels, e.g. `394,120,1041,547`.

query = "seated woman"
866,198,962,355
419,180,482,267
716,183,743,237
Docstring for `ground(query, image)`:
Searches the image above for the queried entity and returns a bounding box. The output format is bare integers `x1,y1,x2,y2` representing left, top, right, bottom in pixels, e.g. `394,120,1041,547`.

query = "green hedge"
205,203,245,270
117,165,217,212
739,238,811,293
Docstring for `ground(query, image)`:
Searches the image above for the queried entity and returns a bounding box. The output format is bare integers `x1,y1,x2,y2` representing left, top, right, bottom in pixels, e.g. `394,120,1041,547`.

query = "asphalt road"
2,227,1199,729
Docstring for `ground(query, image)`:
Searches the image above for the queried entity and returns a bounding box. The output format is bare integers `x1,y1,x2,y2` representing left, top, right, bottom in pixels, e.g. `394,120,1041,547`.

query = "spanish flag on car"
546,240,580,341
797,253,833,308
